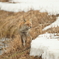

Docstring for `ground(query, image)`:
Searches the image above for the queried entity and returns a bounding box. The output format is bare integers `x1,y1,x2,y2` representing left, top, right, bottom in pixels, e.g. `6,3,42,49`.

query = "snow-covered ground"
0,0,59,15
30,33,59,59
9,0,59,4
39,32,59,39
43,17,59,31
0,38,10,55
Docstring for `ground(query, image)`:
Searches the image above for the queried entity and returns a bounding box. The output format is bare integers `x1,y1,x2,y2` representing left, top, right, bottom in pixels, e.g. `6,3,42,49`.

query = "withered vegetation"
0,10,56,38
0,0,8,2
0,10,57,59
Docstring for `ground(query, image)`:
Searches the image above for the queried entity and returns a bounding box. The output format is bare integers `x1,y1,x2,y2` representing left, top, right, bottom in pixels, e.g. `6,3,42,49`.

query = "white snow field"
9,0,59,4
42,46,59,59
43,17,59,31
0,0,59,15
30,33,59,59
9,0,40,3
0,2,33,12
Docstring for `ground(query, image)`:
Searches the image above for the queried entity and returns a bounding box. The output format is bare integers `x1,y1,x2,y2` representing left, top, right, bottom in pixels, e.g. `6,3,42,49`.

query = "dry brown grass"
0,0,8,2
0,10,56,39
0,10,57,59
45,26,59,34
5,35,22,53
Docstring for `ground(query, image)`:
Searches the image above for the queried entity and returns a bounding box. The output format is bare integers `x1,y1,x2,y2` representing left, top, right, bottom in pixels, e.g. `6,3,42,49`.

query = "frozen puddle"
0,38,10,55
30,33,59,59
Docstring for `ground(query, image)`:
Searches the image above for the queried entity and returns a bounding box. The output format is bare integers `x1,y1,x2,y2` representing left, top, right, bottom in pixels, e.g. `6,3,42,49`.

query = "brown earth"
0,10,58,59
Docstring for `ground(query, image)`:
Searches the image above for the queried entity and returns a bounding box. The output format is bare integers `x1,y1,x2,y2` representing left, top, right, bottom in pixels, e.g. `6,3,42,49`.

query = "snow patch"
30,33,59,59
0,1,59,15
43,17,59,31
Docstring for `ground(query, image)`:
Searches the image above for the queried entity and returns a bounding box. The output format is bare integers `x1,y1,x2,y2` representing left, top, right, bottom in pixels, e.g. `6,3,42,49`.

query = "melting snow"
30,33,59,59
43,17,59,31
0,0,59,15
